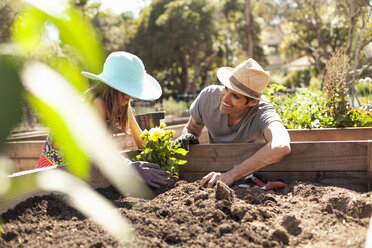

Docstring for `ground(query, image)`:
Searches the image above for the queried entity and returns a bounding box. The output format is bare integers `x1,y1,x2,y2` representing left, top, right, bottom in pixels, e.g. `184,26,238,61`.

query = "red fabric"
36,153,54,169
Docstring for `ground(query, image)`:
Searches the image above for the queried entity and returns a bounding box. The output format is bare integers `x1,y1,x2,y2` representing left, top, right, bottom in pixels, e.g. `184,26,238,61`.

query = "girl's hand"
131,161,170,188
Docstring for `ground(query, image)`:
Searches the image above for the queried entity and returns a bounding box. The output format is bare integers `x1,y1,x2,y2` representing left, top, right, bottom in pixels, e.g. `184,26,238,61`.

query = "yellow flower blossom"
140,129,149,139
148,127,165,141
160,123,166,129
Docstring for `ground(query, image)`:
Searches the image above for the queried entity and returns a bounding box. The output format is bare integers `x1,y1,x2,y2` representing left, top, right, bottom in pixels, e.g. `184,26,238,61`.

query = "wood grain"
180,141,368,172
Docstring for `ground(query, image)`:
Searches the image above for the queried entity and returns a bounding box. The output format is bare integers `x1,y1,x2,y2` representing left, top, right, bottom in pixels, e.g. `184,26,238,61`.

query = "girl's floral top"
36,135,66,168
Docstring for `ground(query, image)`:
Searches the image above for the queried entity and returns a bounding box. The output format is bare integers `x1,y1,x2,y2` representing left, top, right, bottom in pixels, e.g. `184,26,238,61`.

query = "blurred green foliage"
28,94,89,178
156,97,192,117
356,77,372,97
281,68,311,88
0,1,142,242
0,55,22,151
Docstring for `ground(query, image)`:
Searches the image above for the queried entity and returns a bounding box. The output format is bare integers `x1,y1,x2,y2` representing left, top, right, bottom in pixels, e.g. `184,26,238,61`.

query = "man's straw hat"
217,58,270,101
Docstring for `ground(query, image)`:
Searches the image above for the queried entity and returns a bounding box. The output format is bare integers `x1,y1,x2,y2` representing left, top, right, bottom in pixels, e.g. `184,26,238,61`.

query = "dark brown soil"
1,180,372,247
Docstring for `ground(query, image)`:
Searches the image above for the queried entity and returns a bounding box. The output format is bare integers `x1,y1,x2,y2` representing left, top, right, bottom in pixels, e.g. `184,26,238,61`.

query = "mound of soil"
1,180,372,247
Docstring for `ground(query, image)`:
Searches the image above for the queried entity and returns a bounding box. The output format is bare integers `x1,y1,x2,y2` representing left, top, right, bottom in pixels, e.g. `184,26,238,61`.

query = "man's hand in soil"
131,161,170,188
200,172,234,188
175,133,199,151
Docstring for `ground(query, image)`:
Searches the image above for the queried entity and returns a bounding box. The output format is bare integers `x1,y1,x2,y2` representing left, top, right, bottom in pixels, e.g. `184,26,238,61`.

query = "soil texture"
1,180,372,247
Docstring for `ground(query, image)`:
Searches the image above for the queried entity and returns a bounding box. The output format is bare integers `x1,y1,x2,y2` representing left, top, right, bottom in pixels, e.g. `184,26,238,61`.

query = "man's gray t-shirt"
190,85,281,144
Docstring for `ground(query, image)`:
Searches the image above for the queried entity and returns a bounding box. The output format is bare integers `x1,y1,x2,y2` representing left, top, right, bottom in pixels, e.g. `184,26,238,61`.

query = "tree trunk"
245,0,255,59
186,55,200,94
179,54,189,94
349,8,371,107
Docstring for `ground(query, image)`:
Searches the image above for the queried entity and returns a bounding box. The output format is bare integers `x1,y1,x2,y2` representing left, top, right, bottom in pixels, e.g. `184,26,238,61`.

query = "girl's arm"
128,105,144,149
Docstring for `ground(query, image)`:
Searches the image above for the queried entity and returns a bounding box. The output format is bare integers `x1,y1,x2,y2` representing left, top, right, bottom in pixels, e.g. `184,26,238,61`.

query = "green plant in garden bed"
264,84,372,129
136,123,188,176
265,50,372,129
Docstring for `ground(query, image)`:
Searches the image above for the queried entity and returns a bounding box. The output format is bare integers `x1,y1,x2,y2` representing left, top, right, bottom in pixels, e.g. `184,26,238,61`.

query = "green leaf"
28,94,90,179
12,6,104,75
175,148,188,156
177,159,187,165
52,58,88,93
0,55,23,152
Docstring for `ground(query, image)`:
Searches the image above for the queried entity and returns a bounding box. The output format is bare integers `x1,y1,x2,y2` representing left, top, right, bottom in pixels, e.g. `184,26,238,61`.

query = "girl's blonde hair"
86,83,130,134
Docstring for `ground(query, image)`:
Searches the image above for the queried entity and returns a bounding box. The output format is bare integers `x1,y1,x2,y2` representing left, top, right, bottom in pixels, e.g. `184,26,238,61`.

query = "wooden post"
368,140,372,191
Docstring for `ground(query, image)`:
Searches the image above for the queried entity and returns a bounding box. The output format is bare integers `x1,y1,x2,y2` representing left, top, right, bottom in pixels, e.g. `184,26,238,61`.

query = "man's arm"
183,116,204,137
175,116,205,150
200,121,291,187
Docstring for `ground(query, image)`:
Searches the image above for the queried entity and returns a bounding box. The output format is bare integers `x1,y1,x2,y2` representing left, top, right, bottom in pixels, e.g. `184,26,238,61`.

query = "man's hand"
175,133,199,151
131,161,170,188
200,172,234,188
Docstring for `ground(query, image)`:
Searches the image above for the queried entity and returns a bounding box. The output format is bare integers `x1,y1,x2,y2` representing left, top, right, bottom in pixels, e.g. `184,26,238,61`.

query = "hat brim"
217,67,268,102
81,71,162,101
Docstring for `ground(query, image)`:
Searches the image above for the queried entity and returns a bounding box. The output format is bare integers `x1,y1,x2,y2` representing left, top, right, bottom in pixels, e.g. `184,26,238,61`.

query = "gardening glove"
131,161,170,188
175,133,199,151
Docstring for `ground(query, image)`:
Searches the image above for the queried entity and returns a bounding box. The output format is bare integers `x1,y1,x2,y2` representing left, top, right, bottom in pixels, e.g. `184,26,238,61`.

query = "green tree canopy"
130,0,218,94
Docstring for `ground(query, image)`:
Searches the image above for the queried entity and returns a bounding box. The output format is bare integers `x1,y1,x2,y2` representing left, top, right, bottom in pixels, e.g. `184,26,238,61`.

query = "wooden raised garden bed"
3,126,372,173
1,140,372,247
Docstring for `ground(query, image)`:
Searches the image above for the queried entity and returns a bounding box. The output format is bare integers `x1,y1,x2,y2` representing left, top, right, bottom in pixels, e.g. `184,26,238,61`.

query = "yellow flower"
165,129,176,136
140,129,149,139
160,123,166,129
148,127,165,141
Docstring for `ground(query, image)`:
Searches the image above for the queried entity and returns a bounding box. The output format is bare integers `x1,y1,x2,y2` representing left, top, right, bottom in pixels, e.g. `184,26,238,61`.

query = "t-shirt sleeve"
189,87,208,125
254,103,282,136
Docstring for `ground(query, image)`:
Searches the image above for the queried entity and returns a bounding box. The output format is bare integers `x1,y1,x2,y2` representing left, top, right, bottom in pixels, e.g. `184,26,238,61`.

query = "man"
176,58,291,188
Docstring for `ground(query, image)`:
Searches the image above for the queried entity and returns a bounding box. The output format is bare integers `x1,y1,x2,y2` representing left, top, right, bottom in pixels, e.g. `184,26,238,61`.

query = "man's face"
219,86,251,115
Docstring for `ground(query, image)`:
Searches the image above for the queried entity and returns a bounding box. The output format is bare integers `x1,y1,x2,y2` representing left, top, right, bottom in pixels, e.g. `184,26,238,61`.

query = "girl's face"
117,92,132,107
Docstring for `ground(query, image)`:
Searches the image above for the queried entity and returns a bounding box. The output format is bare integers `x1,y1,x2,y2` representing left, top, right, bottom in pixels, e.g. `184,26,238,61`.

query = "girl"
36,51,169,188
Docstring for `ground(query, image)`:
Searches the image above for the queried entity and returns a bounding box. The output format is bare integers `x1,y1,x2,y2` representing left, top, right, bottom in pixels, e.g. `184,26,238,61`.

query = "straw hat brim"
217,67,268,102
81,71,162,101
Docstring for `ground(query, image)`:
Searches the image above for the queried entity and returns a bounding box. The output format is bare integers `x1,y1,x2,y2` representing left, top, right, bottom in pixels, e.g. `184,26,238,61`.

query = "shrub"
281,68,311,88
265,85,330,129
356,77,372,97
323,50,350,119
308,76,322,91
155,96,192,117
265,84,372,129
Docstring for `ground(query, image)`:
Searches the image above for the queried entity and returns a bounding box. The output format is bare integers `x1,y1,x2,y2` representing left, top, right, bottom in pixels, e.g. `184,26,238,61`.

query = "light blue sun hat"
81,51,162,101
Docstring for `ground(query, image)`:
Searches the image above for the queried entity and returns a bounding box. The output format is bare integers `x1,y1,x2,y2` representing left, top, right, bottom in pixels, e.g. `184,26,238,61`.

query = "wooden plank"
3,141,44,158
180,171,367,192
288,127,372,142
368,140,372,191
12,158,39,172
180,141,368,172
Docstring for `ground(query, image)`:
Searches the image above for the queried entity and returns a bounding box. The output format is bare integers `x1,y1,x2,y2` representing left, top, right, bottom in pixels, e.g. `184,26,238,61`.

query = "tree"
222,0,266,64
0,2,20,43
245,0,255,58
275,0,370,75
73,1,136,56
130,0,218,94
